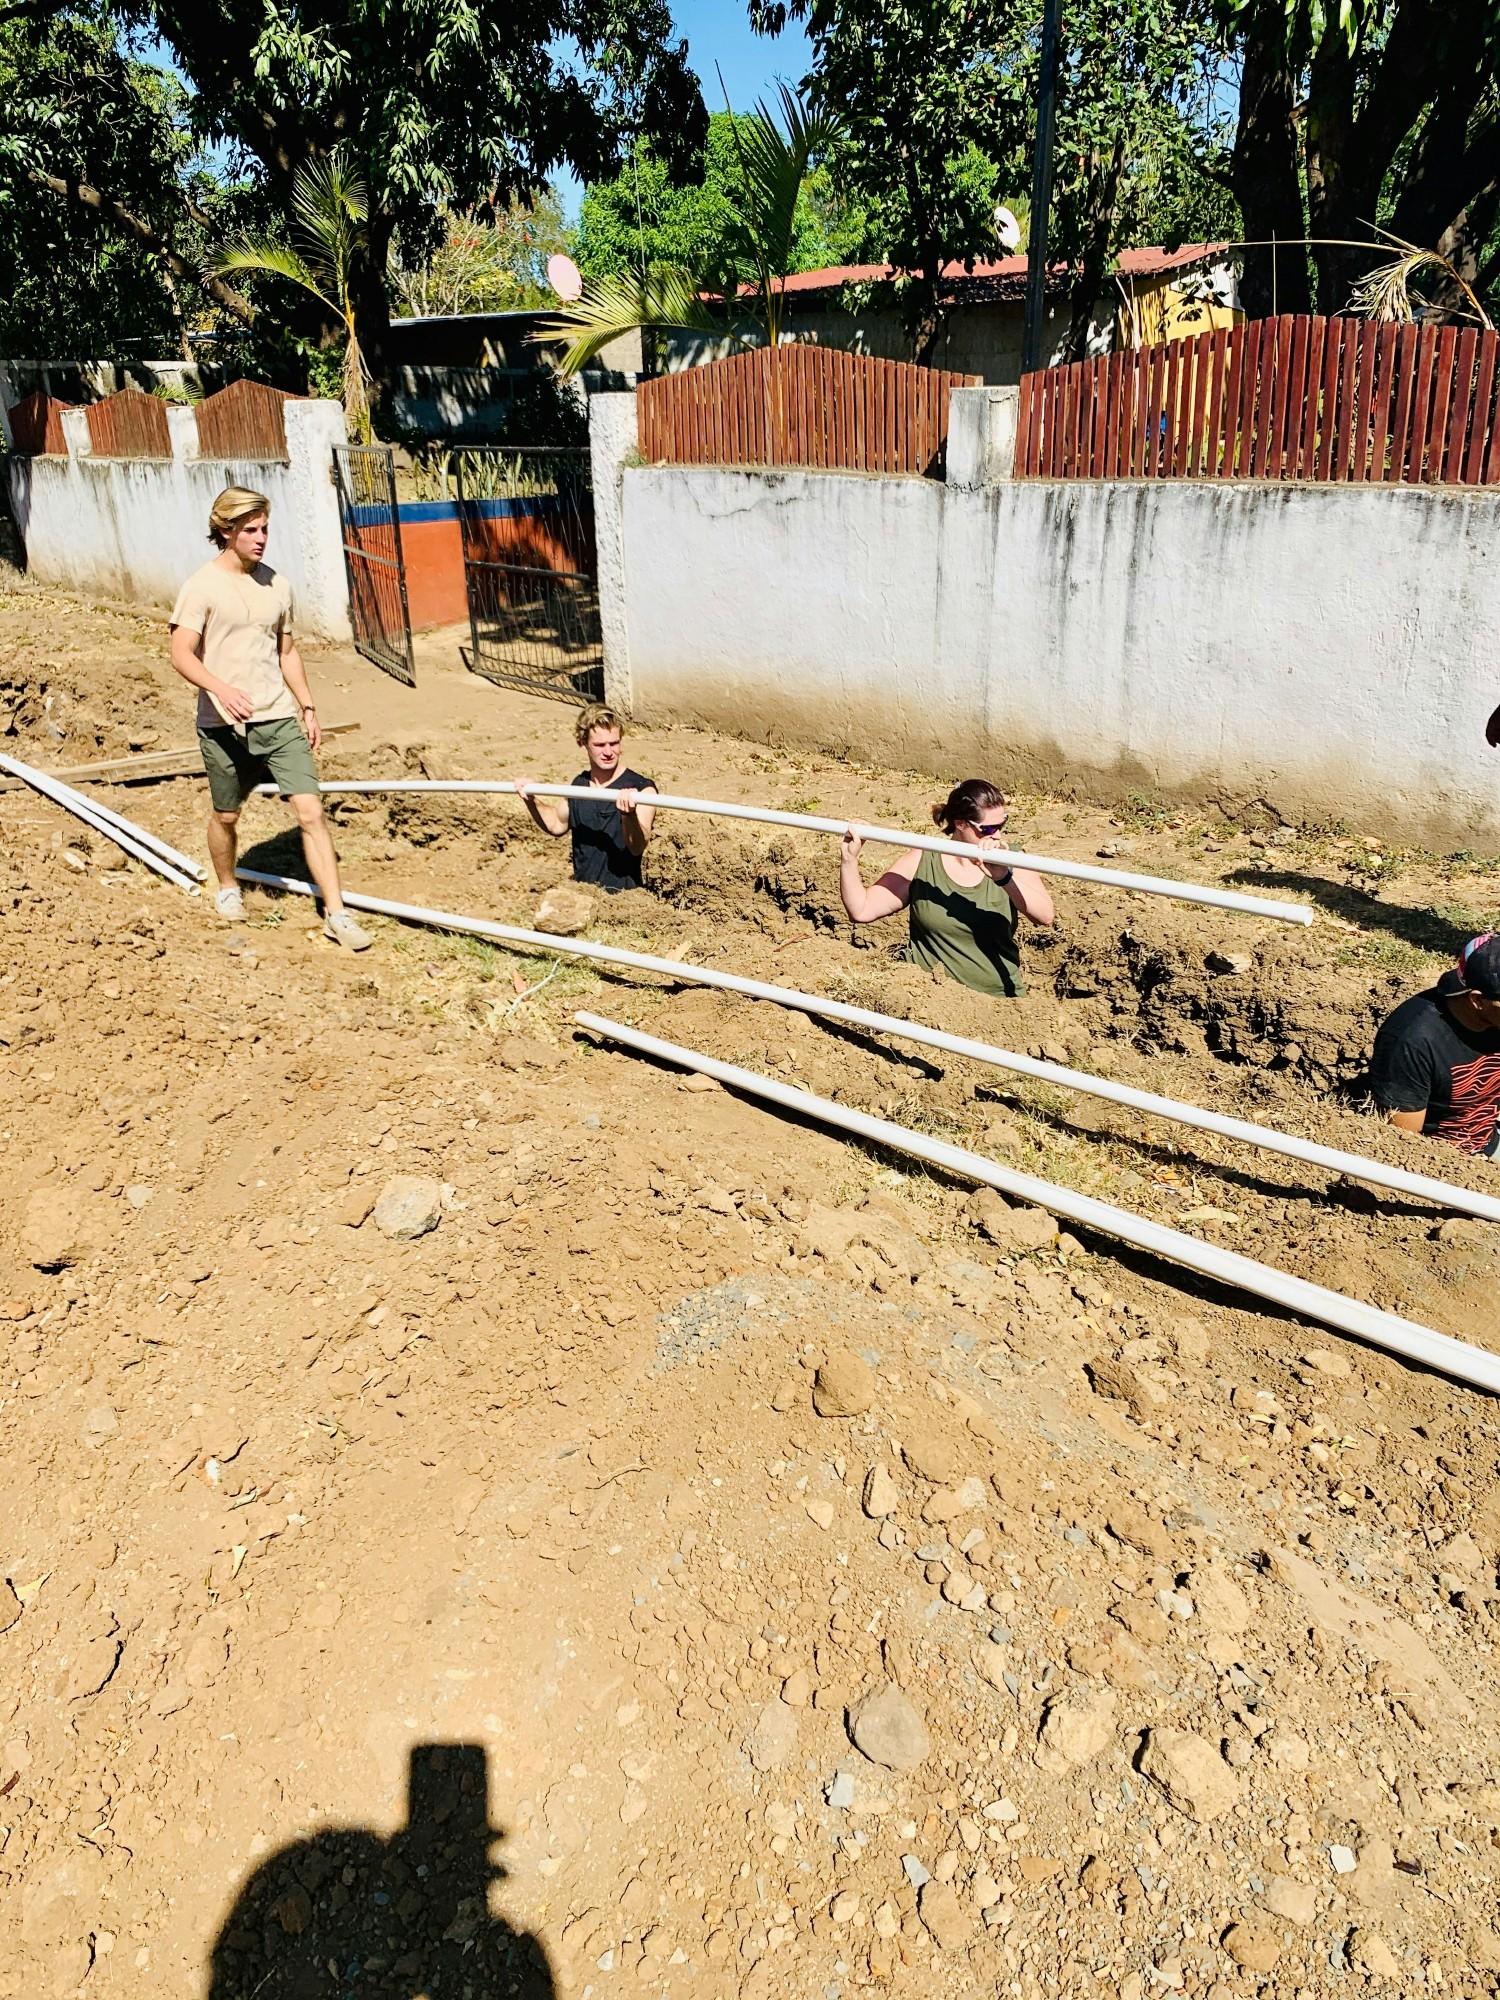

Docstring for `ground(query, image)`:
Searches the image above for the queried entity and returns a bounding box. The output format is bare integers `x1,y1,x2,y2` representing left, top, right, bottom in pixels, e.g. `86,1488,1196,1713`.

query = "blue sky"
554,2,812,219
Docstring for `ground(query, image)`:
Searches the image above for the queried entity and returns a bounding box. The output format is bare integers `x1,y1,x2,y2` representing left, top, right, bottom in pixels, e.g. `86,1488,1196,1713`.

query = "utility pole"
1021,0,1063,376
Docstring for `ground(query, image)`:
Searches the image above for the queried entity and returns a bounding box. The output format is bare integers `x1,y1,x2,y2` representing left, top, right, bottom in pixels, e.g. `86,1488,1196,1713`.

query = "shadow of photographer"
208,1743,555,1999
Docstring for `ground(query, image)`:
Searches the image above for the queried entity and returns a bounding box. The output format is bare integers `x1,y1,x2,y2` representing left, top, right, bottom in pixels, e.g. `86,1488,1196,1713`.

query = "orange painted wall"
395,504,593,630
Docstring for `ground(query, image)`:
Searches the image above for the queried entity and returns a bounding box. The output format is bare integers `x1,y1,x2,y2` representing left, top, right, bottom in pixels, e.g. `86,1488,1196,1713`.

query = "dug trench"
3,578,1500,2000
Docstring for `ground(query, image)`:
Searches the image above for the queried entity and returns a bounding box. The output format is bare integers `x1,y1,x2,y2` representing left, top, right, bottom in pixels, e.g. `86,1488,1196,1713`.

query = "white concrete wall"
588,391,638,711
609,440,1500,847
5,399,352,641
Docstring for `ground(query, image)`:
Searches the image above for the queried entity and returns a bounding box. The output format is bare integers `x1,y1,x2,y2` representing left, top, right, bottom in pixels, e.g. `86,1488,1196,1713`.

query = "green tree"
752,0,1013,359
6,1,706,392
0,8,253,359
545,85,845,374
1223,0,1500,317
573,110,876,293
754,0,1235,360
216,151,375,437
393,194,570,319
1037,0,1237,354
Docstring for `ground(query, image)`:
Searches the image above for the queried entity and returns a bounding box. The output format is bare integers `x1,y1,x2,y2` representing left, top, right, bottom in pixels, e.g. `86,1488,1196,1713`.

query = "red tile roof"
732,243,1227,301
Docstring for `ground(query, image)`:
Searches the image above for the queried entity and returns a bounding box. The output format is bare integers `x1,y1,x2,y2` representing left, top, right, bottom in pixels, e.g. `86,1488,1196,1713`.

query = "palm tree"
542,84,844,377
215,151,375,438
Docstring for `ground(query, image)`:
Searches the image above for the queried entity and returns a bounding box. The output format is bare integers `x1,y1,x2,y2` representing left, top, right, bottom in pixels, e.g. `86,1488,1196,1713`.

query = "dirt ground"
3,572,1500,2000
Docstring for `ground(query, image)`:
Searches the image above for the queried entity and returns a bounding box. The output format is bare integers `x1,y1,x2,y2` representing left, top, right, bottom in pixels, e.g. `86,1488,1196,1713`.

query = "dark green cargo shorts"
198,718,320,812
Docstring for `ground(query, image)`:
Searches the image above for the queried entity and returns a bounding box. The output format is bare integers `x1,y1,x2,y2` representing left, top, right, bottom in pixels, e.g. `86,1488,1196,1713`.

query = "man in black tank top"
515,703,657,893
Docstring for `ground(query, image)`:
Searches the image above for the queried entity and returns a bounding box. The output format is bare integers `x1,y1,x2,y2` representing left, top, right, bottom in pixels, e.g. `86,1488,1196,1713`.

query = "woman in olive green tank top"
838,778,1054,996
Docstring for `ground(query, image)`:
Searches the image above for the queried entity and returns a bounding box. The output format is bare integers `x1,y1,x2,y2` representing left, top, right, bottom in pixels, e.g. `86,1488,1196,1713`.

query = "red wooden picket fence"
195,378,294,460
85,386,172,459
639,345,981,477
1016,315,1500,485
5,390,73,454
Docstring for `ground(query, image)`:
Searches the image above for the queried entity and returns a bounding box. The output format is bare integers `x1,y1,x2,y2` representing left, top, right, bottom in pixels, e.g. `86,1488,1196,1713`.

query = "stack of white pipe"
0,752,204,892
261,777,1315,927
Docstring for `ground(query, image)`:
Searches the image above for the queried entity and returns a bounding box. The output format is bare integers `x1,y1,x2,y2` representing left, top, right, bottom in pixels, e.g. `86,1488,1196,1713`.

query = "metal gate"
333,444,415,685
455,446,603,702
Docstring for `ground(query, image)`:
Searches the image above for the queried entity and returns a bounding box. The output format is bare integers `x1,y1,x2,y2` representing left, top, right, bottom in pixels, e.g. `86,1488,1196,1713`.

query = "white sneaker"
323,909,372,952
214,885,245,921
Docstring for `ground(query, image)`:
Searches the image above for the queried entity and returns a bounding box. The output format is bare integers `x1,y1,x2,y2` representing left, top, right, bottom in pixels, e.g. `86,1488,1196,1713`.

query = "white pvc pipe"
69,788,206,881
268,778,1314,927
575,1010,1500,1394
0,754,201,892
228,867,1500,1225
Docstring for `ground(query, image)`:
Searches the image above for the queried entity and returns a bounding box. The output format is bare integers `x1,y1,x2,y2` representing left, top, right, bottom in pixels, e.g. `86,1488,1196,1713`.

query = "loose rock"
848,1683,930,1771
862,1463,899,1517
746,1702,799,1772
533,883,595,935
1138,1727,1240,1822
813,1349,874,1418
22,1188,97,1270
917,1880,969,1951
1262,1876,1317,1926
1222,1921,1279,1972
1036,1685,1117,1770
373,1175,444,1241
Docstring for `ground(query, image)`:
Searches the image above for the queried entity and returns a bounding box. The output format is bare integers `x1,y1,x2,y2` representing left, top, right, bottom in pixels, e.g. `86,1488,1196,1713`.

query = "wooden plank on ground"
0,724,362,792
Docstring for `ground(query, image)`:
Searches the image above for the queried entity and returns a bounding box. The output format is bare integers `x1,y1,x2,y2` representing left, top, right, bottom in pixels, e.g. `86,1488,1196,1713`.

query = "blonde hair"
575,702,623,746
208,486,272,548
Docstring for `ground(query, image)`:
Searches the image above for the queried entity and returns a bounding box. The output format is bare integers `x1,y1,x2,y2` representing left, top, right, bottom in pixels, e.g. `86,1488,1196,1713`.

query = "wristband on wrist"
996,867,1014,887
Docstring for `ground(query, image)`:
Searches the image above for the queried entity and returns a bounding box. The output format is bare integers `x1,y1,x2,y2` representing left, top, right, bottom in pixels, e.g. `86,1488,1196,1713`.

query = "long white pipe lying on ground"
230,866,1500,1225
576,1010,1500,1395
0,753,201,892
70,788,206,881
272,778,1314,927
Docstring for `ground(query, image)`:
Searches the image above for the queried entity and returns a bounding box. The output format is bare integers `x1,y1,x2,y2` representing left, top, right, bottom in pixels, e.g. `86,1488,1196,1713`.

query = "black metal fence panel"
454,447,603,703
333,445,415,686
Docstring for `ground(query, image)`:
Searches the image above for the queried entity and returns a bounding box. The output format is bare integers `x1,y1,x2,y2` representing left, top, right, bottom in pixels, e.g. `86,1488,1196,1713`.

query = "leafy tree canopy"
3,0,707,382
393,195,571,319
752,0,1234,356
0,9,249,359
572,110,877,296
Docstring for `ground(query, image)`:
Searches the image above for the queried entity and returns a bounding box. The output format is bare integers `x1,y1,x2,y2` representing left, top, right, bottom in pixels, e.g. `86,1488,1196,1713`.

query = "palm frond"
738,84,841,272
214,238,337,315
1347,241,1493,330
536,266,728,377
292,150,368,280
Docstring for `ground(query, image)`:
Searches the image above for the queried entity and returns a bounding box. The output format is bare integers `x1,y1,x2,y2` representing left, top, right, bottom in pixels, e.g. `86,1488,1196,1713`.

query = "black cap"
1454,934,1500,999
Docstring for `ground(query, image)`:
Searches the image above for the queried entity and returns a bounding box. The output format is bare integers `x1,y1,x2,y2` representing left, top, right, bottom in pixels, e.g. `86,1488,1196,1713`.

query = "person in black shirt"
514,703,657,893
1367,934,1500,1157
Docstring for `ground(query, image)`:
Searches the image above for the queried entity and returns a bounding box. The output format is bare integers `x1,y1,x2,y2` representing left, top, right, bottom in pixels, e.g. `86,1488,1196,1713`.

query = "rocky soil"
2,576,1499,2000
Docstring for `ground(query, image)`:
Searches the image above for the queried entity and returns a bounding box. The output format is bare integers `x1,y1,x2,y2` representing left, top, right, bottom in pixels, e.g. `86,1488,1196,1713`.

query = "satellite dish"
994,204,1022,252
547,253,584,302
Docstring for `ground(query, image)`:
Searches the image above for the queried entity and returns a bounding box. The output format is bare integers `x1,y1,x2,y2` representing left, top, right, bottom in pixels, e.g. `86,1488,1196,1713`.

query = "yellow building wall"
1118,273,1242,350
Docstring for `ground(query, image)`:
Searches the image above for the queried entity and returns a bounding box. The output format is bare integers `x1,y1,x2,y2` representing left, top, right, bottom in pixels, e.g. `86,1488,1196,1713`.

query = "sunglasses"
970,817,1009,836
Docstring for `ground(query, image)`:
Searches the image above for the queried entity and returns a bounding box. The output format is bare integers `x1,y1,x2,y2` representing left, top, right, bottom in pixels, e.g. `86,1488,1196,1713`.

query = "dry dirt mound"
2,581,1500,2000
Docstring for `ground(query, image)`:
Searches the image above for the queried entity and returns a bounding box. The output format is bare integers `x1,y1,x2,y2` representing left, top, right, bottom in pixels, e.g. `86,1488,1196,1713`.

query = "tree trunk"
1308,0,1492,313
1064,135,1125,361
350,213,396,420
1303,24,1364,313
1229,0,1311,318
28,169,258,327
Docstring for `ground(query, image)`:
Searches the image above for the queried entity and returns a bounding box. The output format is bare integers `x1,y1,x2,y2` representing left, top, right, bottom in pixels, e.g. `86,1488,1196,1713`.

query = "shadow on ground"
208,1744,555,1999
1227,866,1490,957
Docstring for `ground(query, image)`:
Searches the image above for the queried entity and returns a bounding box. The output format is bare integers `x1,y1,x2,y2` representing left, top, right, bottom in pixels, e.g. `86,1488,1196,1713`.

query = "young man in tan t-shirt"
169,485,370,949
